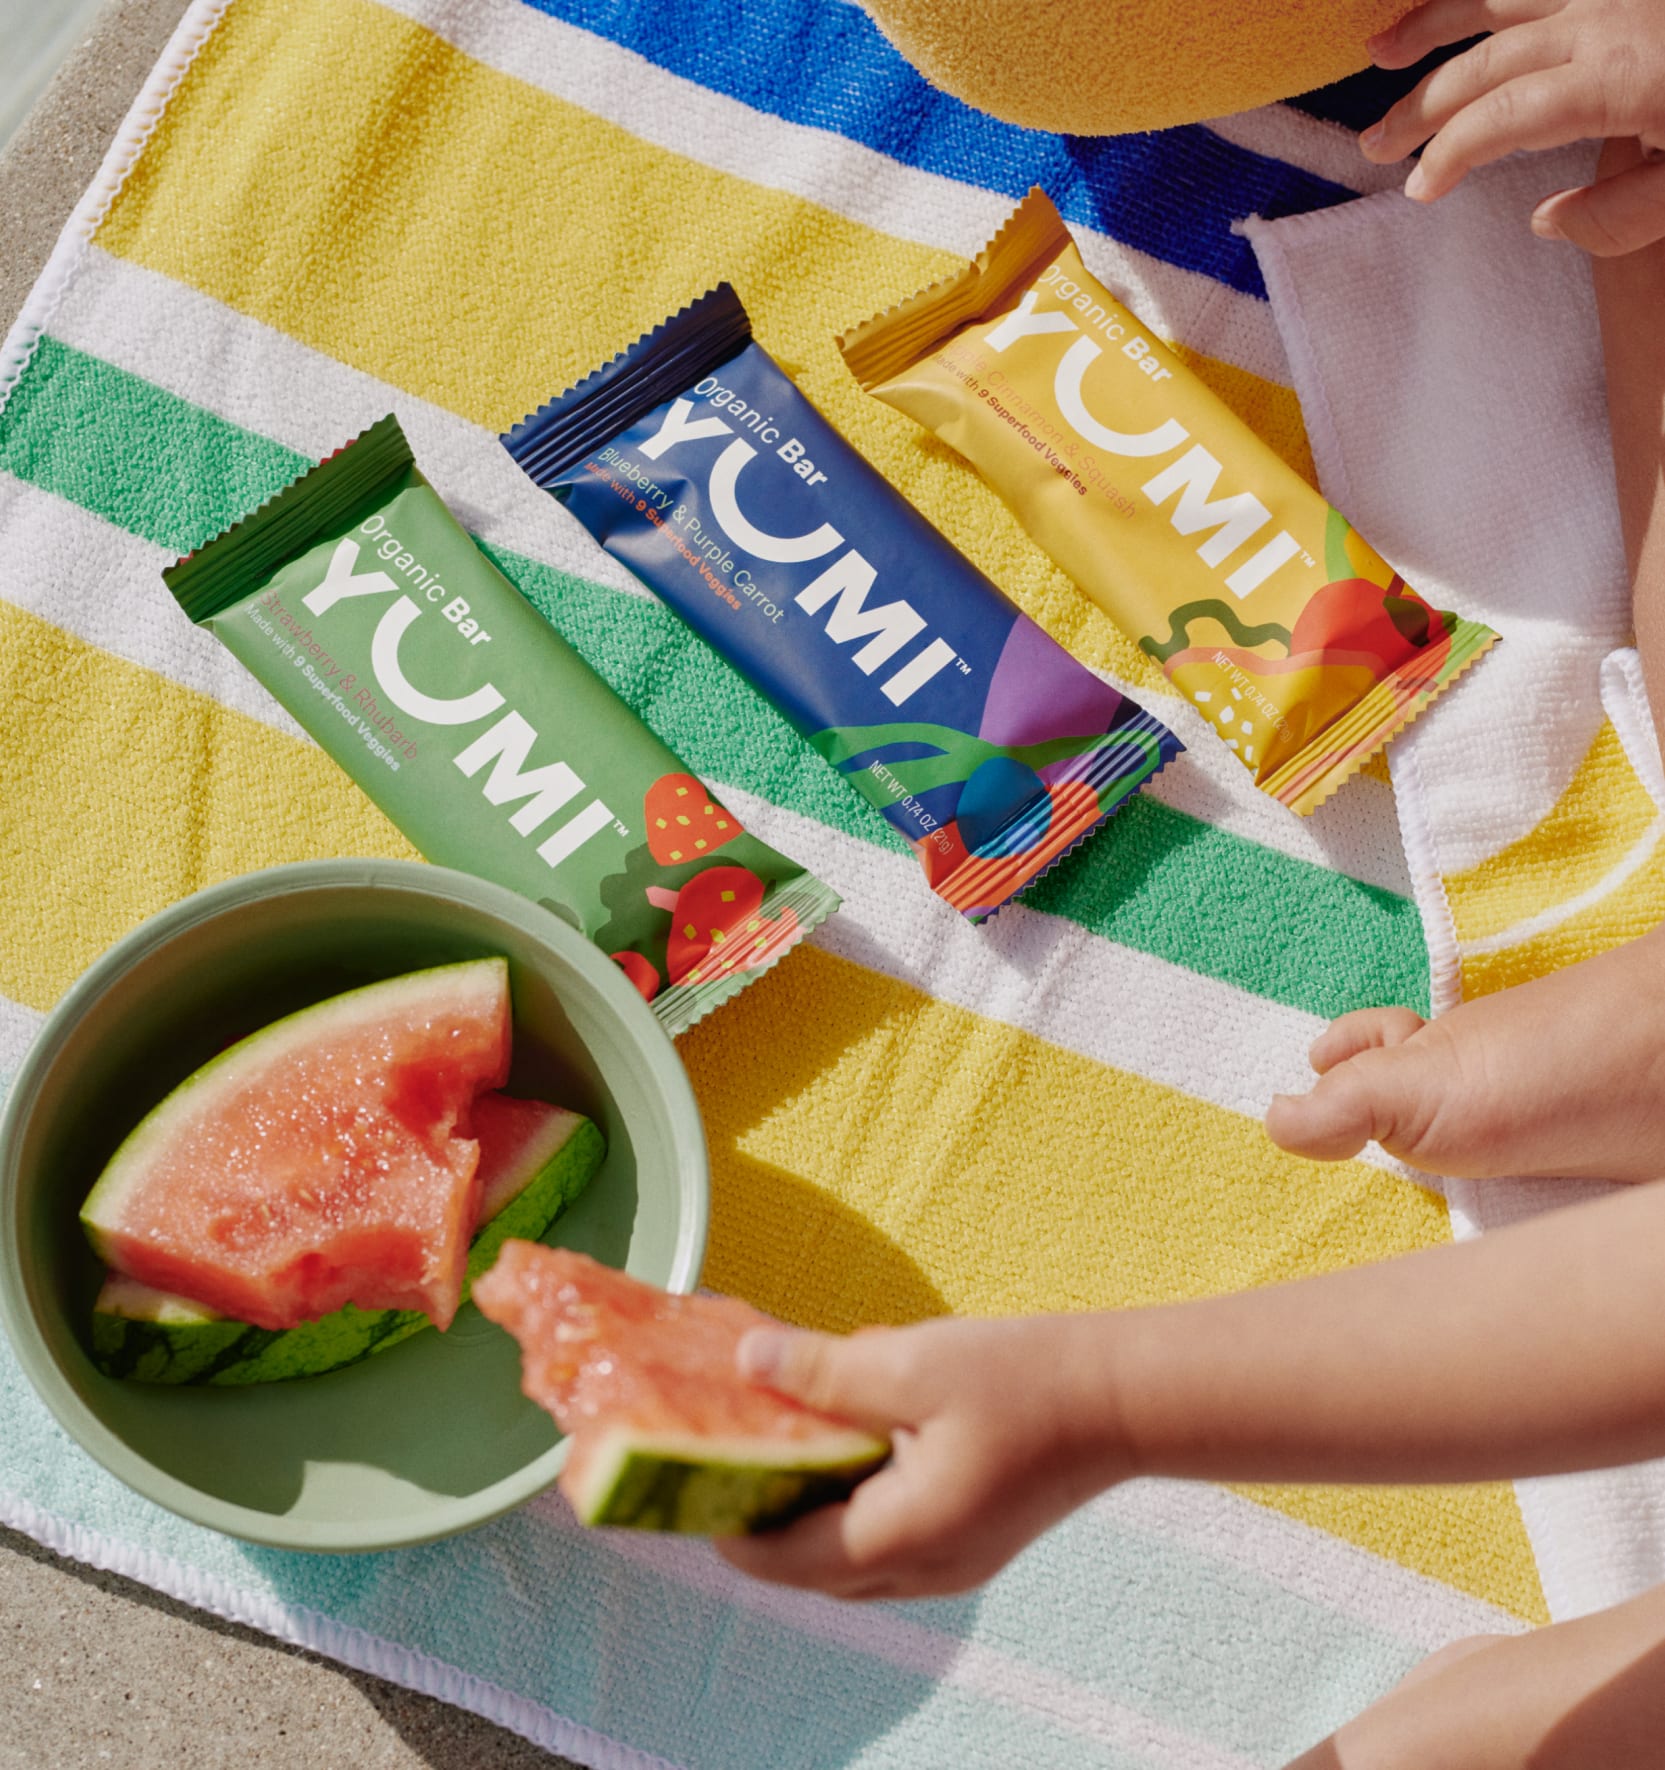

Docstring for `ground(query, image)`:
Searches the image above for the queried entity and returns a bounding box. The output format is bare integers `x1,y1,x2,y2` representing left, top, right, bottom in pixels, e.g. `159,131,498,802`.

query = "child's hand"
715,1314,1128,1599
1265,924,1665,1179
1361,0,1665,253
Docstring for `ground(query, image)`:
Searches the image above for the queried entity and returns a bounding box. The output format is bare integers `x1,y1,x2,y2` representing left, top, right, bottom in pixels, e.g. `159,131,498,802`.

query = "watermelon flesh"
474,1243,889,1534
91,1094,605,1385
81,960,511,1332
470,1091,579,1221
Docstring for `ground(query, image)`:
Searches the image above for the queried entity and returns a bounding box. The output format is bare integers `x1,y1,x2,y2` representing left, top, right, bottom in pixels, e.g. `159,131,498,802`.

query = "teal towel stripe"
0,1325,1427,1769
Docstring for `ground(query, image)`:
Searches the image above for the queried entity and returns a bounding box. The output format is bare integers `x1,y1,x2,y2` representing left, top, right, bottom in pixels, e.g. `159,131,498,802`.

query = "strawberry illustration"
611,950,660,1002
644,772,743,866
661,866,801,988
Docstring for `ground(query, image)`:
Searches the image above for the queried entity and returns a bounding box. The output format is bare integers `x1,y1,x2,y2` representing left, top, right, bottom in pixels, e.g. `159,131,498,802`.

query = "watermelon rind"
79,958,509,1267
567,1424,889,1535
91,1115,605,1385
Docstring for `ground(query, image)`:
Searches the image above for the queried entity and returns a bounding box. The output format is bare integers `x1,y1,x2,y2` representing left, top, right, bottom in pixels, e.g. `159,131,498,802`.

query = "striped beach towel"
0,2,1551,1764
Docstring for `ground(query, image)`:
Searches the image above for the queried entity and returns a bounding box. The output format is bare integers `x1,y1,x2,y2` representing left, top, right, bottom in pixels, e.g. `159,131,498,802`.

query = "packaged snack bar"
838,189,1499,815
502,286,1180,923
164,416,839,1035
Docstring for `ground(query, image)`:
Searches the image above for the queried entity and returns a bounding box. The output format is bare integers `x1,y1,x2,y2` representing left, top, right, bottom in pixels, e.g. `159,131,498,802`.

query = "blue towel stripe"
516,0,1361,299
1285,43,1468,132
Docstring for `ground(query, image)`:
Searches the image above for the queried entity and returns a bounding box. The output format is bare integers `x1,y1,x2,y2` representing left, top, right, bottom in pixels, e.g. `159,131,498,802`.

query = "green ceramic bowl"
0,860,708,1552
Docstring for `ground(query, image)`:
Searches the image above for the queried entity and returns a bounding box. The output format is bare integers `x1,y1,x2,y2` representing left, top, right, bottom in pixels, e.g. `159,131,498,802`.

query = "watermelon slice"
90,1094,604,1385
81,960,511,1332
474,1243,889,1534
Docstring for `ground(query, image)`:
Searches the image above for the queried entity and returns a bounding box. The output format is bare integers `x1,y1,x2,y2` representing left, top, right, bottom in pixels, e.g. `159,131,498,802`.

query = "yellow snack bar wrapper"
838,189,1499,815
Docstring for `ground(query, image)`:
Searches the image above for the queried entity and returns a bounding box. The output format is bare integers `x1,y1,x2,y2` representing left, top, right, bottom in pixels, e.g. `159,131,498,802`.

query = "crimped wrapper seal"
504,288,1181,923
165,415,838,1034
839,189,1499,815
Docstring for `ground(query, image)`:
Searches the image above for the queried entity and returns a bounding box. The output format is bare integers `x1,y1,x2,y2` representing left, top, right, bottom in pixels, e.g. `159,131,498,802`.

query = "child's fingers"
1307,1007,1427,1076
1534,156,1665,253
716,1450,978,1599
1265,1041,1446,1163
1283,932,1665,1179
1368,0,1558,71
737,1325,917,1435
1362,21,1569,161
1407,65,1609,200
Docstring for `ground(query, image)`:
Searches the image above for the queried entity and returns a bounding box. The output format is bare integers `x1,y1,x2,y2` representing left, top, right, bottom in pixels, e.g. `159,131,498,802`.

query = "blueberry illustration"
957,756,1046,856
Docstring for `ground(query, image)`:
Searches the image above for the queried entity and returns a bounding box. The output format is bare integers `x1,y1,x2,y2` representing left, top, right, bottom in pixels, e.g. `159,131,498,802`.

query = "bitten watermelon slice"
91,1094,605,1385
81,960,512,1332
474,1243,889,1534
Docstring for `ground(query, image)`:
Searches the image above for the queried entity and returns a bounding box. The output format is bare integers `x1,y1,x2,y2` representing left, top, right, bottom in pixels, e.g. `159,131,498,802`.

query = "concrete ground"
0,3,580,1764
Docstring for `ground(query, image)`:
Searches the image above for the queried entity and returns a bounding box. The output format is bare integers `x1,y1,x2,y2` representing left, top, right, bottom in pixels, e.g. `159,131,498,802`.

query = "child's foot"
1265,925,1665,1180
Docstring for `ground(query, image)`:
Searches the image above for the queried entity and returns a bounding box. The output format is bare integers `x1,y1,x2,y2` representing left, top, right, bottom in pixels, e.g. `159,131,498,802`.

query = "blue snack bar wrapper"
502,287,1180,921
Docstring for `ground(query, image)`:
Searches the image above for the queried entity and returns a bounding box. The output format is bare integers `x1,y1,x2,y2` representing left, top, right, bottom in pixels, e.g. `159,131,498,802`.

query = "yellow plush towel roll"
861,0,1408,133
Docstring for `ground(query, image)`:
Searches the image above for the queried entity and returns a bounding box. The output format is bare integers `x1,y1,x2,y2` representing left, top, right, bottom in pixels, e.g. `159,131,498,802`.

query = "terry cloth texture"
0,2,1550,1764
859,0,1406,136
1248,153,1665,1626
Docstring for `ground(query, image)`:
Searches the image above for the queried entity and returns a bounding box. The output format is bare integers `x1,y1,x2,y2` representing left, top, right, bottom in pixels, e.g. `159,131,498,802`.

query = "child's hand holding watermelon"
717,1314,1132,1600
721,1168,1665,1636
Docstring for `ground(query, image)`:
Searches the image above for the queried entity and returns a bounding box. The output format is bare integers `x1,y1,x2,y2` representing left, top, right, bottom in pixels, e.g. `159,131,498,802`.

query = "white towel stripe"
0,476,307,743
0,997,44,1085
1206,107,1409,199
680,786,1430,1189
1101,1479,1524,1645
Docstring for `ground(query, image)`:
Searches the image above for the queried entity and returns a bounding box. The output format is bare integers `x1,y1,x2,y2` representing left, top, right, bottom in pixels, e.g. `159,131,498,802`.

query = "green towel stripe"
0,337,1429,1020
1,336,312,556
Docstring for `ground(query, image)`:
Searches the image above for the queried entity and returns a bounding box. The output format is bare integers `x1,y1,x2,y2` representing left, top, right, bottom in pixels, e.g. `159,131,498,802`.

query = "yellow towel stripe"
93,0,1312,704
0,599,1536,1612
685,943,1446,1321
681,943,1544,1618
1444,720,1659,944
1437,729,1655,1614
1459,837,1665,999
0,602,419,1010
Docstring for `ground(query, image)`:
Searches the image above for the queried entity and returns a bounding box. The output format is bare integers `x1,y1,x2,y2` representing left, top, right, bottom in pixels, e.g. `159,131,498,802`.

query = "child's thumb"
1265,1040,1445,1167
1533,155,1665,257
738,1327,903,1432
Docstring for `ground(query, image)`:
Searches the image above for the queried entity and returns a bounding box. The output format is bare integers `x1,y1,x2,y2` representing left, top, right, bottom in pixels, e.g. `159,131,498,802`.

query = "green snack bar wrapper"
164,416,840,1035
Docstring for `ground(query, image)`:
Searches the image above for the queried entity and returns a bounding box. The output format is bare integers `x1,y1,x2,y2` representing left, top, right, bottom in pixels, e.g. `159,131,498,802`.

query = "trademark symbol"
613,821,631,837
955,657,972,675
1301,552,1316,568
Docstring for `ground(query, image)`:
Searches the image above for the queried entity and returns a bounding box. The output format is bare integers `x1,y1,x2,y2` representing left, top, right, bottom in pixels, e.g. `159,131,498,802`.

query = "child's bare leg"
1283,1581,1665,1770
